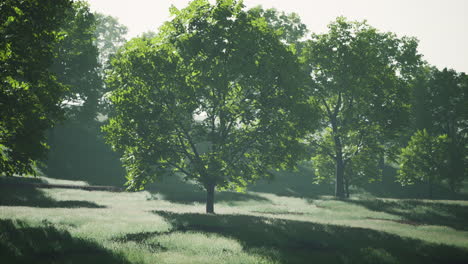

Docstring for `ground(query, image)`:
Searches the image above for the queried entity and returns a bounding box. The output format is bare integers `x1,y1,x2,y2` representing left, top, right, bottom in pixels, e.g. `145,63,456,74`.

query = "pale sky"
87,0,468,73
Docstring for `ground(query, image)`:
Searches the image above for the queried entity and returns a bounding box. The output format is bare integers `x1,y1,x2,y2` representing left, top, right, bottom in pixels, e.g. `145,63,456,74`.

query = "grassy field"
1,171,468,264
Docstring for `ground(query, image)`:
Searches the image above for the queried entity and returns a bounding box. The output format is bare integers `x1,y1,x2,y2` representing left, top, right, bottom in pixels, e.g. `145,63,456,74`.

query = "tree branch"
310,140,336,160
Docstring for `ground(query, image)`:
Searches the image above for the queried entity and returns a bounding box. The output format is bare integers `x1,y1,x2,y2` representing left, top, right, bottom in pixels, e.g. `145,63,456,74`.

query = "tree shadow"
118,211,468,264
345,199,468,231
0,219,131,264
0,178,105,208
248,164,334,199
145,175,270,205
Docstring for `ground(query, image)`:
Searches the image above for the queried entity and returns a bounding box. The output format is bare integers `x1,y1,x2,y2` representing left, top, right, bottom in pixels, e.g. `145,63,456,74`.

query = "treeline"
0,0,466,213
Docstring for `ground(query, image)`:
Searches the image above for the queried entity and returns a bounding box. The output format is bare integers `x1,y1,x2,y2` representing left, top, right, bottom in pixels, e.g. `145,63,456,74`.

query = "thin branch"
310,140,336,160
333,91,342,118
167,161,192,177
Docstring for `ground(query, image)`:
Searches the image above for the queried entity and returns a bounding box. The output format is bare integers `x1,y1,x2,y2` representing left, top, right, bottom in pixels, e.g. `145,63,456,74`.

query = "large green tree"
103,0,316,213
0,0,73,175
302,17,421,198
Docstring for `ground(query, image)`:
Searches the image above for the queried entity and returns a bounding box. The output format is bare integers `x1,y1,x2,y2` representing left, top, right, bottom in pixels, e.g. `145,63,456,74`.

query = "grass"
1,174,468,263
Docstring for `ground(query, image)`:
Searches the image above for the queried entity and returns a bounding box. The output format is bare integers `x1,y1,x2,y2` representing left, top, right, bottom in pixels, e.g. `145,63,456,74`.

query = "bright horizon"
87,0,468,73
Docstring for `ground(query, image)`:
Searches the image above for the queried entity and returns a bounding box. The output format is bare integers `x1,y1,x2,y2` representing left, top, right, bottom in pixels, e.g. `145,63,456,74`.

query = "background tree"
103,0,317,213
408,67,468,192
43,6,128,185
50,1,102,121
398,129,450,198
302,17,421,198
0,0,73,176
94,13,128,69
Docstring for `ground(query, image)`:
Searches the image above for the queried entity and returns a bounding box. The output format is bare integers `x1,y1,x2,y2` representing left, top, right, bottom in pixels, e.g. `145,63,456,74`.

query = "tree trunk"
379,155,387,183
330,113,345,199
335,155,345,199
334,134,346,199
206,183,215,214
344,175,350,198
428,178,433,200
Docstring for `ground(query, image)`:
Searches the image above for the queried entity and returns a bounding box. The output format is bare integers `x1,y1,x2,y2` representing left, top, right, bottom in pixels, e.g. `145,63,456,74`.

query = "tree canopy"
103,0,317,213
0,0,73,175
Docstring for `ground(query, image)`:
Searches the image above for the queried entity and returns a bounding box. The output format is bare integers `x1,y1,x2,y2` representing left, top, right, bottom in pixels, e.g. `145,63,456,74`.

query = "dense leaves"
0,0,73,175
398,129,450,198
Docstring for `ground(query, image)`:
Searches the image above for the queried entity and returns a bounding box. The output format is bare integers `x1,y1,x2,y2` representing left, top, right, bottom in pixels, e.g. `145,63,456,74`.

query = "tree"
302,17,421,198
0,0,73,176
50,1,102,121
429,69,468,191
94,13,127,69
103,0,316,213
410,67,468,191
398,129,450,198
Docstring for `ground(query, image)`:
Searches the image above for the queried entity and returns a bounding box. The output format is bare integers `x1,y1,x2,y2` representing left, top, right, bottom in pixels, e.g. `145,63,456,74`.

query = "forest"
1,0,467,263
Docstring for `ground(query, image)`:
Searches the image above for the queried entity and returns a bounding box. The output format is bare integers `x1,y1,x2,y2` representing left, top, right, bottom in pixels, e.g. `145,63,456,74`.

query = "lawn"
1,172,468,264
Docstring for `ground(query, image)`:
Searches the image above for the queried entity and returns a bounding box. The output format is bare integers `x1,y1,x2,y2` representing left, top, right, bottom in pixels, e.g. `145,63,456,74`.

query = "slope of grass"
1,175,468,263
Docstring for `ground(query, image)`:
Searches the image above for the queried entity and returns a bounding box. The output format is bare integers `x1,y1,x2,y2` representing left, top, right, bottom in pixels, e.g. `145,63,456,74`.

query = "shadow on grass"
115,211,468,264
0,219,130,264
0,179,105,208
145,175,270,205
345,199,468,231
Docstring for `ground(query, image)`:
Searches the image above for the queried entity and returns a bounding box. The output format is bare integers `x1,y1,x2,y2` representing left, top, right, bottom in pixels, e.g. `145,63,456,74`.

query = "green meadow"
1,169,468,264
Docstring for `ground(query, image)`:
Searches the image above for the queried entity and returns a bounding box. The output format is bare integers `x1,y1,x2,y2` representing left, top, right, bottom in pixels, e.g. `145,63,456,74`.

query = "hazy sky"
87,0,468,73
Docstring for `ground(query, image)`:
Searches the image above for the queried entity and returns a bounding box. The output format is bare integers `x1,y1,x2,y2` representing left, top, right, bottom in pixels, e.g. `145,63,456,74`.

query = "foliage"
409,67,468,191
246,6,308,50
94,13,128,69
103,0,317,212
51,1,102,121
302,17,421,197
398,129,450,197
426,68,468,190
0,0,73,176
